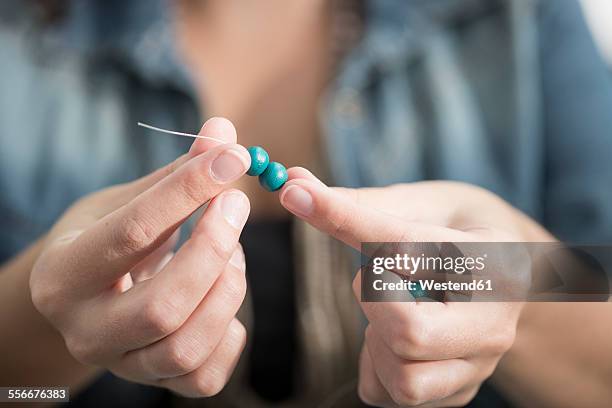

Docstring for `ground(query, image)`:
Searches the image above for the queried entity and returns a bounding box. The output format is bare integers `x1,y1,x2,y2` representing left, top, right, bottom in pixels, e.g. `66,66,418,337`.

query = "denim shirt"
1,0,612,263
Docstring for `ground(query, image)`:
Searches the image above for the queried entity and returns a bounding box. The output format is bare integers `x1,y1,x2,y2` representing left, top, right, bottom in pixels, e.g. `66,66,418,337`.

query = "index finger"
67,142,250,294
279,177,464,250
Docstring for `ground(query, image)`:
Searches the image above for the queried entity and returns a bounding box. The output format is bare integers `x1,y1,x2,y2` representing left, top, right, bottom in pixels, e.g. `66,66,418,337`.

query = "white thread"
137,122,227,143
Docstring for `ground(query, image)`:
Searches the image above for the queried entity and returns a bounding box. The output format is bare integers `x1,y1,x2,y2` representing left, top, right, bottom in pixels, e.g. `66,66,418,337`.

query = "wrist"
0,238,101,389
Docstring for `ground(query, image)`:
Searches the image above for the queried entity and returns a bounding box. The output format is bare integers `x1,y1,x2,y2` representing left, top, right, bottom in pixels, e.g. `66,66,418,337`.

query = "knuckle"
389,318,429,358
391,375,427,407
30,279,60,316
492,326,517,354
227,320,248,350
458,386,480,406
30,256,65,317
179,165,209,204
165,337,202,374
141,298,183,337
65,335,100,365
329,205,352,237
116,215,158,253
223,273,247,303
193,370,227,397
387,329,407,357
167,154,186,176
206,231,235,263
357,379,379,406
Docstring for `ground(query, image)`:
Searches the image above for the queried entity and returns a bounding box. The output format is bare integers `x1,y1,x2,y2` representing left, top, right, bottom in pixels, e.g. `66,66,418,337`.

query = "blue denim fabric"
1,0,611,262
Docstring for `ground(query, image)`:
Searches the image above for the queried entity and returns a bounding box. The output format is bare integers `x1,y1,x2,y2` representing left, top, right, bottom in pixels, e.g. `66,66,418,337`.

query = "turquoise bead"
410,281,428,299
245,146,288,192
259,161,288,191
246,146,270,176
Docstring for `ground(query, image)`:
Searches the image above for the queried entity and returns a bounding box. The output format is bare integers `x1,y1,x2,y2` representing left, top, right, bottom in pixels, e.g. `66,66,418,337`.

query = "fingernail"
221,192,249,229
211,148,249,183
229,246,245,269
281,185,313,217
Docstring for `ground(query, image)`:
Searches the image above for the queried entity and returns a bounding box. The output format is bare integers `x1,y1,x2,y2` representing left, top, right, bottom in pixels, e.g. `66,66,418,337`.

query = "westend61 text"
373,279,493,292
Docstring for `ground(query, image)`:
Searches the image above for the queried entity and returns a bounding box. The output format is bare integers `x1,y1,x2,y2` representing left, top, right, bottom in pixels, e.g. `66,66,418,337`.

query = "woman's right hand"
29,118,251,397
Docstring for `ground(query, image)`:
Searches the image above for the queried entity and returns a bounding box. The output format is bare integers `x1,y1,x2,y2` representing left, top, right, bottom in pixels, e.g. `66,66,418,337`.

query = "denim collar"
51,0,495,92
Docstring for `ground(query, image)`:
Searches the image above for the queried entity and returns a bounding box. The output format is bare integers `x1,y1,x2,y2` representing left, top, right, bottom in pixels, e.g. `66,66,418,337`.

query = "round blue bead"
246,146,270,176
259,161,288,192
410,281,428,299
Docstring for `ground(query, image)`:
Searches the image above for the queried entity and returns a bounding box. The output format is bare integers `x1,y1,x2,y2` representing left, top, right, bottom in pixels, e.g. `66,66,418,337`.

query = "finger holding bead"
279,177,464,250
286,167,326,186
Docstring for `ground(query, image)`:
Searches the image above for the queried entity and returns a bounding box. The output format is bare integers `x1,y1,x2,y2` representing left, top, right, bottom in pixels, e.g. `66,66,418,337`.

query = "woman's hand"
279,169,554,407
30,118,251,397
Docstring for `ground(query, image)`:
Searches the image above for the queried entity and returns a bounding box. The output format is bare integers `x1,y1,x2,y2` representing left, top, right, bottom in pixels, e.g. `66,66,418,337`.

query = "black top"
242,220,297,402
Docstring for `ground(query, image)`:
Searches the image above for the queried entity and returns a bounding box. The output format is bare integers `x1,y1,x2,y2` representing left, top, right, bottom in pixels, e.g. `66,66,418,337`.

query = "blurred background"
580,0,612,68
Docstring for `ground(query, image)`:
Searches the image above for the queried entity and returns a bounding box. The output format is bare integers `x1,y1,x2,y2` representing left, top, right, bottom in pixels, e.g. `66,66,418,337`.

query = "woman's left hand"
279,168,554,407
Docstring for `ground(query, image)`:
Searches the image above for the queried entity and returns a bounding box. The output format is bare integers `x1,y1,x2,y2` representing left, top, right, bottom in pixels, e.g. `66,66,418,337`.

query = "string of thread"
137,122,227,143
